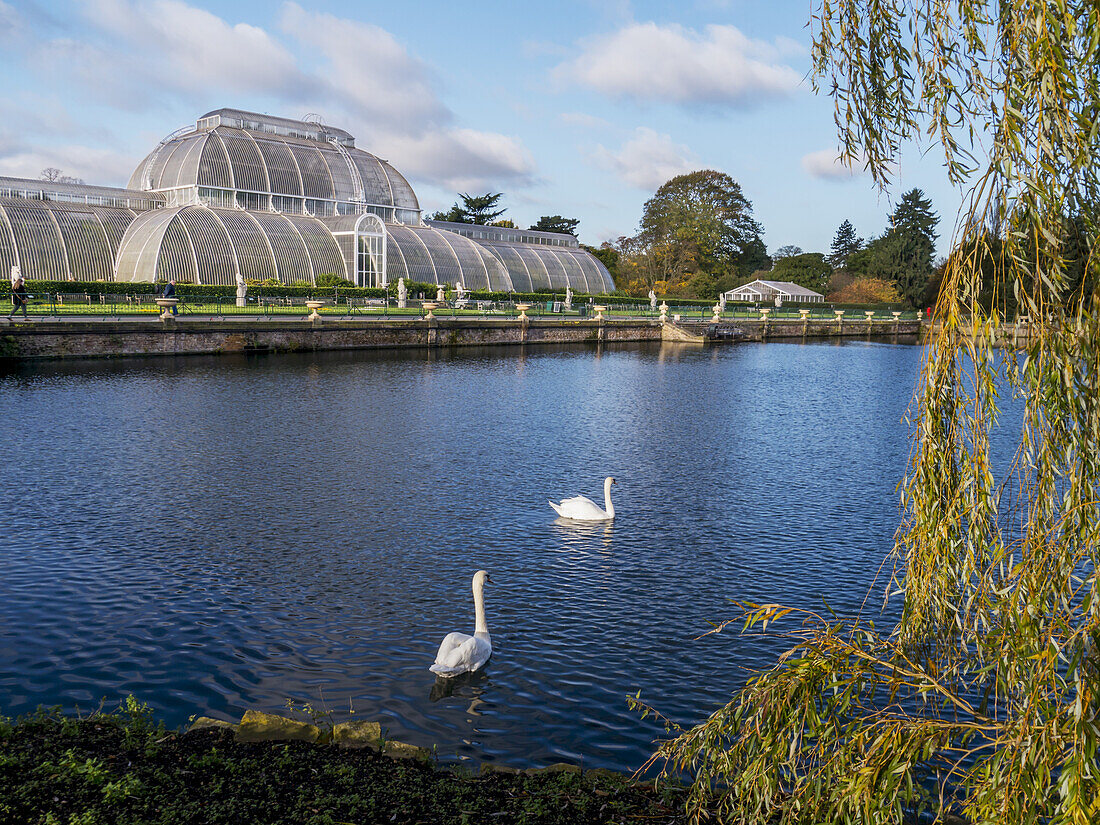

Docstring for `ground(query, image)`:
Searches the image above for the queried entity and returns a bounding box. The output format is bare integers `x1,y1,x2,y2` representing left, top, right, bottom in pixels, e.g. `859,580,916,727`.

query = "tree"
639,3,1100,824
530,216,580,236
772,244,803,261
828,219,863,268
769,252,831,293
491,219,516,228
828,275,900,302
428,192,506,225
639,170,764,280
843,193,939,308
40,167,84,184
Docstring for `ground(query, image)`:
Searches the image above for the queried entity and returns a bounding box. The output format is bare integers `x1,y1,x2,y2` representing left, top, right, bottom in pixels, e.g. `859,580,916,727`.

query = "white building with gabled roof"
724,279,825,305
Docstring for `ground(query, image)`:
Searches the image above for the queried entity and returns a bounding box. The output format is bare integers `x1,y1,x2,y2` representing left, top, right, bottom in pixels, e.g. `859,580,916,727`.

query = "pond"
0,340,924,772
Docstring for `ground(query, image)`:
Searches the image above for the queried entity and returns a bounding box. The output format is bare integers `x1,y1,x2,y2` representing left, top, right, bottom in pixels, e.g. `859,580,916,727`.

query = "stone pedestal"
305,300,324,321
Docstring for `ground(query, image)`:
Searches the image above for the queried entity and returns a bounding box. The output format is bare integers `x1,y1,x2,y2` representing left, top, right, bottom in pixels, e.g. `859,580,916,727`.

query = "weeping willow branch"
644,3,1100,823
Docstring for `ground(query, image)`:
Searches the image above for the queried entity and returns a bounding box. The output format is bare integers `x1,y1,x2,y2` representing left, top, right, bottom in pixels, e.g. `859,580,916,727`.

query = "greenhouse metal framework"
0,108,614,293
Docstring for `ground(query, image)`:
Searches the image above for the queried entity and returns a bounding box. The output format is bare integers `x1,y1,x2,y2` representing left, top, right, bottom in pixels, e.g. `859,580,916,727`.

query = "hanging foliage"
639,3,1100,823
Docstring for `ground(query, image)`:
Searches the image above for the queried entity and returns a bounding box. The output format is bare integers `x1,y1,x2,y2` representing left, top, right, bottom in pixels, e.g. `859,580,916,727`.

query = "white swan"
429,570,493,677
549,476,617,521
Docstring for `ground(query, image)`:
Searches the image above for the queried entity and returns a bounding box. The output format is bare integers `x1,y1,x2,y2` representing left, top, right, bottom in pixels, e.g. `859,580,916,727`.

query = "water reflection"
551,518,615,554
0,341,960,773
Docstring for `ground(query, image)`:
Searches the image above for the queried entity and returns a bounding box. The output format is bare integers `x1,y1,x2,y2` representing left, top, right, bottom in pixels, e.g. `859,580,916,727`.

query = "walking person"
7,276,28,320
162,278,177,315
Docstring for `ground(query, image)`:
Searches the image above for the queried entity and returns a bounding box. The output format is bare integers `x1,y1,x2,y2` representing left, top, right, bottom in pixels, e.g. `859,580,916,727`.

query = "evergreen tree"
530,216,580,236
428,193,506,224
828,219,863,268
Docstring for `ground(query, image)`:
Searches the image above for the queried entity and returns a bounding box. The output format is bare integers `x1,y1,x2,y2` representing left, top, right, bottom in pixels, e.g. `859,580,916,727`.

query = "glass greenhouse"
0,109,614,293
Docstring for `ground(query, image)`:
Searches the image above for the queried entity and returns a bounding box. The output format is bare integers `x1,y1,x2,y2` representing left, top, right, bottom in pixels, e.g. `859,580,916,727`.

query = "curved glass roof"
385,224,511,292
473,239,615,293
115,205,345,285
0,196,138,282
127,127,420,215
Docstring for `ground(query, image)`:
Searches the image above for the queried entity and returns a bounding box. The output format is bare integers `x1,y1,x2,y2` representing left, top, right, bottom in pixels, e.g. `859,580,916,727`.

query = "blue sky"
0,0,962,256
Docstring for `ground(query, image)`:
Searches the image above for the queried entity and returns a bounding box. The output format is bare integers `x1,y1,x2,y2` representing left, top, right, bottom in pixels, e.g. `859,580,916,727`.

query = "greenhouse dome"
115,205,345,286
0,108,614,293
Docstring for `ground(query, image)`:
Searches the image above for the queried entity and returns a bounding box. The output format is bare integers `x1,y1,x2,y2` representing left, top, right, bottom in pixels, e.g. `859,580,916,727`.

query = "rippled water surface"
1,341,926,772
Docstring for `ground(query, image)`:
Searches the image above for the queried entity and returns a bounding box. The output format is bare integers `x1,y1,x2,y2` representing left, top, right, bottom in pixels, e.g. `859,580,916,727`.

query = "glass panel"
289,145,334,199
219,130,269,193
0,205,17,279
217,210,276,282
198,135,233,189
351,153,393,206
255,138,302,196
157,219,197,283
52,208,112,281
387,226,436,283
252,212,311,284
4,204,67,280
178,207,235,285
288,215,346,281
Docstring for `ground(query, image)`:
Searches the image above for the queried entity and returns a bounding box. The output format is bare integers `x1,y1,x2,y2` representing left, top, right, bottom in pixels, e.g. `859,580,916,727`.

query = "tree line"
430,176,945,309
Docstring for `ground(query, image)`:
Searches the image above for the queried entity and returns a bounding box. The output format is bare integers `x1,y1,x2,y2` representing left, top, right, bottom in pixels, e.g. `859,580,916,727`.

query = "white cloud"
278,4,448,130
592,127,699,189
379,128,536,191
556,22,802,108
0,145,137,185
801,148,868,180
12,0,540,192
79,0,319,101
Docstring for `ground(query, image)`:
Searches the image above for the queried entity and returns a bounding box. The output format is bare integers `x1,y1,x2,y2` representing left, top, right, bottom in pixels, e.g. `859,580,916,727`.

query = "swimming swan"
430,570,493,677
549,477,616,521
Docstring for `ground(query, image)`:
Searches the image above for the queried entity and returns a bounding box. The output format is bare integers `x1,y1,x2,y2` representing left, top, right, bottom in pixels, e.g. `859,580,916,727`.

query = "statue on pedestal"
648,289,657,310
719,293,727,312
10,265,20,288
564,285,573,310
235,272,247,307
455,282,466,302
397,277,407,308
437,284,445,302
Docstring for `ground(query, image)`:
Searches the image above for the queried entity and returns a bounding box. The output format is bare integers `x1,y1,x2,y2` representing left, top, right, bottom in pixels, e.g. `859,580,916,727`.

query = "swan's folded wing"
432,632,471,666
559,495,595,508
430,634,491,675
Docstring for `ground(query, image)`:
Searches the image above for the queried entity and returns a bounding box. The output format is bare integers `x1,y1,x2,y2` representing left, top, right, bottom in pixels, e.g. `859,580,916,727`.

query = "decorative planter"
593,305,607,320
515,303,531,320
422,302,439,320
305,300,325,321
155,297,178,319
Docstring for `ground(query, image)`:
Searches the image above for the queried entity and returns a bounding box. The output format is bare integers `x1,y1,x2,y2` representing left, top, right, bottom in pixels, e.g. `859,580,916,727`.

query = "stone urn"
892,311,902,321
422,301,439,319
864,310,876,322
711,302,723,322
658,301,669,323
759,307,771,320
592,304,608,320
155,297,178,319
799,309,811,320
834,310,846,322
515,302,531,320
305,300,325,321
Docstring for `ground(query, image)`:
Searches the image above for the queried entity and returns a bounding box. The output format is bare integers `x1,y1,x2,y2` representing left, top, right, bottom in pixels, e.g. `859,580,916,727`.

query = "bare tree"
40,167,84,184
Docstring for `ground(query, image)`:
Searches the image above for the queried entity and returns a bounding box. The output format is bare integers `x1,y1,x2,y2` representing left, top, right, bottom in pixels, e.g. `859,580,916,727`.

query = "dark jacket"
11,283,27,305
162,282,176,299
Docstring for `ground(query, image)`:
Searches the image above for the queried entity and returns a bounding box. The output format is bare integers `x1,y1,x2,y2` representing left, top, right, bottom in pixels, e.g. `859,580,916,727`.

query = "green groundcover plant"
635,3,1100,824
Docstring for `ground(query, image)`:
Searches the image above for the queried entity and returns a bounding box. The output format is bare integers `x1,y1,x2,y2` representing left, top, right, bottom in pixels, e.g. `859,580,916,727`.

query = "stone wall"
0,315,923,361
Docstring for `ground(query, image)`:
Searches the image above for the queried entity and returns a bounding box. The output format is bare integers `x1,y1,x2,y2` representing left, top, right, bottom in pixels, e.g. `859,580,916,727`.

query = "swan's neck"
473,580,489,635
604,479,615,518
